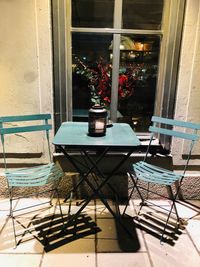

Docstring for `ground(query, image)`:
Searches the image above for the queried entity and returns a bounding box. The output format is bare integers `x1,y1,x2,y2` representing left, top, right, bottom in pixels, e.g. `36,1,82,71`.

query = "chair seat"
6,163,64,187
133,161,183,186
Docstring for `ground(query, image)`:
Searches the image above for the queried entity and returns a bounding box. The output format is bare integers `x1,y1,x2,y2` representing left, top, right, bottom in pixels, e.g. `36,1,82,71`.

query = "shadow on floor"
33,213,101,252
133,208,184,246
115,215,141,252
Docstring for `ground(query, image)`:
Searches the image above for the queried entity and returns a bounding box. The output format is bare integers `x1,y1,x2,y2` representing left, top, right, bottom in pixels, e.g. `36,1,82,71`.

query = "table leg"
58,146,135,236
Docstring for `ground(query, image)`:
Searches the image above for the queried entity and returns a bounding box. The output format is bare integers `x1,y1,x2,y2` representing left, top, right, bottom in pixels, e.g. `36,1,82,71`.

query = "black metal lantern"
88,105,108,137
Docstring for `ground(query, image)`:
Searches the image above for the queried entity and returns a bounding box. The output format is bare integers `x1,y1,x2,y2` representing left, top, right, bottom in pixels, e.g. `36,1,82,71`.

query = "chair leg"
68,191,73,216
131,175,146,216
160,202,175,244
55,188,64,223
160,186,180,244
122,173,136,216
123,173,146,216
170,182,188,227
41,189,63,247
49,190,54,207
48,187,65,225
10,205,18,248
146,182,150,199
8,189,18,248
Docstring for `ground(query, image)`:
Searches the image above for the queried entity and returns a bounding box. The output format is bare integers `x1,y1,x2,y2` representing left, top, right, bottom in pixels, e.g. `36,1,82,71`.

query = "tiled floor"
0,198,200,267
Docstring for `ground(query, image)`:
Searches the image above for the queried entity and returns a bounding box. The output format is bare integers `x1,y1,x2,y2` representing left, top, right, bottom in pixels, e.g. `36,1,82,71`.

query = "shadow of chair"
34,212,101,252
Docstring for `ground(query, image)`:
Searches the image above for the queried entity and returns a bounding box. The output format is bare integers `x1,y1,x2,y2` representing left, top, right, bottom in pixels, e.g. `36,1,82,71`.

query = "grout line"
142,231,155,267
38,250,45,267
185,227,200,257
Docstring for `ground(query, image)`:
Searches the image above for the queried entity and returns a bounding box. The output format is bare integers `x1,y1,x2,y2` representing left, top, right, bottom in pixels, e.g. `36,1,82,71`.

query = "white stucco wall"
0,0,53,163
172,0,200,164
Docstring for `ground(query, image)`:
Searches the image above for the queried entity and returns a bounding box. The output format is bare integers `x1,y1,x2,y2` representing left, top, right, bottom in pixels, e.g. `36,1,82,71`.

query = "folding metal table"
53,122,140,228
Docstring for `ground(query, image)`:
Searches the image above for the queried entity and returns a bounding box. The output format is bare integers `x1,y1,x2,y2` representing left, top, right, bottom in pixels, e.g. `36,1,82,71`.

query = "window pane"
122,0,164,30
72,33,113,119
72,0,114,28
117,35,160,132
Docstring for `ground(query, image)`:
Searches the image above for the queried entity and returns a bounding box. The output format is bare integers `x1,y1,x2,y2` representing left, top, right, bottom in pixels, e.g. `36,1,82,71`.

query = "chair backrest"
0,114,52,170
146,116,200,174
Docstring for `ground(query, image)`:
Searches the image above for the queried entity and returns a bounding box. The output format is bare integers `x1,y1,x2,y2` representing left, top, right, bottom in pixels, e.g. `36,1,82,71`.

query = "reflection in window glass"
72,33,160,131
117,35,160,131
72,33,113,118
72,0,114,28
122,0,164,30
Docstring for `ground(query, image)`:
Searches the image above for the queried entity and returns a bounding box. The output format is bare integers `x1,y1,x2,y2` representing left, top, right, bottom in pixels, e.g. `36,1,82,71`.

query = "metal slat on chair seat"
6,163,64,187
133,161,182,186
6,163,54,176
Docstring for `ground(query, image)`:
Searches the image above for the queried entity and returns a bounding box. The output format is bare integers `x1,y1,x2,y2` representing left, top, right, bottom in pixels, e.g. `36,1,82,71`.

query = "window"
52,0,185,146
70,0,163,132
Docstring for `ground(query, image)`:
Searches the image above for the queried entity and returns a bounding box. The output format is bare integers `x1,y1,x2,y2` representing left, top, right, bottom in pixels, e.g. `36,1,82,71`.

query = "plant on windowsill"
73,57,143,108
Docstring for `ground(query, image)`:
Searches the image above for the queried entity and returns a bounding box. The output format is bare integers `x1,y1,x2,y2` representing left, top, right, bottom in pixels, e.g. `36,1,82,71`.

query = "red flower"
119,75,128,86
74,58,140,107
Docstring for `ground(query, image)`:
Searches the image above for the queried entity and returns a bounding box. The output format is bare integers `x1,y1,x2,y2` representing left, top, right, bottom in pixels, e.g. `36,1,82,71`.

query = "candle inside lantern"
95,120,104,131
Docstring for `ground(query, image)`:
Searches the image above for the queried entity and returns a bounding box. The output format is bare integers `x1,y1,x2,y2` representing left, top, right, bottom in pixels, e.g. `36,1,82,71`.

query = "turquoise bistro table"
53,122,140,231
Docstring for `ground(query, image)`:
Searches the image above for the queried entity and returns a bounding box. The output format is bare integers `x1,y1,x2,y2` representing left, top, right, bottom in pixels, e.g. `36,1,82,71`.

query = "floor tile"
97,217,117,239
132,199,143,206
145,233,200,267
187,219,200,251
0,210,9,230
118,202,137,217
0,198,200,267
175,201,200,219
61,199,96,216
96,216,122,253
97,252,151,267
95,203,116,219
96,238,122,253
0,254,42,267
41,253,96,267
0,218,44,253
96,215,147,253
0,199,15,230
0,198,11,210
44,237,96,253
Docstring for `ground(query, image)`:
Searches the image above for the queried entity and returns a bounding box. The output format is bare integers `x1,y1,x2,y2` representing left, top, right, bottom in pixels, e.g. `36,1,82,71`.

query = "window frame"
52,0,186,150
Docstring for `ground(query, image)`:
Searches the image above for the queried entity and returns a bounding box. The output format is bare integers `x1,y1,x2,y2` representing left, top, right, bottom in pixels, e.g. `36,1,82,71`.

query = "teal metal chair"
0,114,65,248
124,116,200,243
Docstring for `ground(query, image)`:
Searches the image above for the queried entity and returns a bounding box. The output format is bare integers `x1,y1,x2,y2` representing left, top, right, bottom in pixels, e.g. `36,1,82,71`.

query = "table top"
53,122,140,148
